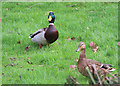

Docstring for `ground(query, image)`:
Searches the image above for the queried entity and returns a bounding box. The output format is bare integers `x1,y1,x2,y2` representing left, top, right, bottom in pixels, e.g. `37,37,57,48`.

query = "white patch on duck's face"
31,31,48,45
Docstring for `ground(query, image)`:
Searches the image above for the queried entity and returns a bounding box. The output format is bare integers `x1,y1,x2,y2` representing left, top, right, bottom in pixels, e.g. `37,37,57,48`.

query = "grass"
2,2,118,84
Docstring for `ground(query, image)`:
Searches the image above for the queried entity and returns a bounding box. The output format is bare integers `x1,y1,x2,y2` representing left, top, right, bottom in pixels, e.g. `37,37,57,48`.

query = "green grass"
2,2,118,84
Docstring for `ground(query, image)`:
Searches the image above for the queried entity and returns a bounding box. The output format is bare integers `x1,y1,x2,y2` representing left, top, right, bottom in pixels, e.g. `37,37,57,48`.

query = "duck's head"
49,11,54,15
48,11,55,23
76,42,86,52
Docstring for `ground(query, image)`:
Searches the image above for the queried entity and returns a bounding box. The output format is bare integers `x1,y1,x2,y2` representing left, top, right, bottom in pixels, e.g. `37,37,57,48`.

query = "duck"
76,42,115,84
29,11,59,48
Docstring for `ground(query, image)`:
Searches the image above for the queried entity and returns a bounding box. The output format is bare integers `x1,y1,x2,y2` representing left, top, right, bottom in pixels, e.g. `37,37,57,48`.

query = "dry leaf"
93,46,98,53
68,37,71,40
90,41,95,48
90,41,98,53
27,61,32,64
71,36,76,40
5,63,18,67
70,4,78,7
9,57,16,61
25,45,31,51
69,65,77,71
67,36,77,41
17,40,21,44
0,18,1,22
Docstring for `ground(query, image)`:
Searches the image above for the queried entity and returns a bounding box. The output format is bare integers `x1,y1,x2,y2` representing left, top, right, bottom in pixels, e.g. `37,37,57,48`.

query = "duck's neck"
49,23,54,26
79,49,86,60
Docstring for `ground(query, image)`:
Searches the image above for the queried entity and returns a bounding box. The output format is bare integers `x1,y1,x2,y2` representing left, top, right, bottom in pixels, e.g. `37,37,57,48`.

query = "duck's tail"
100,64,115,72
29,34,32,38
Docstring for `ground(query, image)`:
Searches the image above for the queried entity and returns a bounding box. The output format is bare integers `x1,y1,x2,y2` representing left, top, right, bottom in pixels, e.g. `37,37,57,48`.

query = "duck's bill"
76,48,80,52
48,16,52,21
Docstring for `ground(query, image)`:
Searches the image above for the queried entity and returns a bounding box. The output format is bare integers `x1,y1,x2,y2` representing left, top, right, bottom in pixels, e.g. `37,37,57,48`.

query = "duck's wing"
87,59,115,72
87,59,101,66
29,28,48,38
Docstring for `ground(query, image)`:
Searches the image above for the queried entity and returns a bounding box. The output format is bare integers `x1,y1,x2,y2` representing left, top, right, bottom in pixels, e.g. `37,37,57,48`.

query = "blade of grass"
92,64,102,85
86,66,96,84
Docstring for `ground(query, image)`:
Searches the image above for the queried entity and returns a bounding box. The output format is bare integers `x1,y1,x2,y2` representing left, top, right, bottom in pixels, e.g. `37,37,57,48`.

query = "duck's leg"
48,44,50,48
40,45,42,49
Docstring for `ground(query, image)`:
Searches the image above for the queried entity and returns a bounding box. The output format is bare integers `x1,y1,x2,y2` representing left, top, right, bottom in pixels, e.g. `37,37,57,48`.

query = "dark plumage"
29,11,59,48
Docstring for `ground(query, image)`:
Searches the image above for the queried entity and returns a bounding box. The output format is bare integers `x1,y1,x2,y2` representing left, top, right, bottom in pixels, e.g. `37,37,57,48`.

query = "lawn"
2,2,118,84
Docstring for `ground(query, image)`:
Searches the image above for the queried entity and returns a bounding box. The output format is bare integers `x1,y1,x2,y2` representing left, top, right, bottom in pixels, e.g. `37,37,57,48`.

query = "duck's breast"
45,26,59,44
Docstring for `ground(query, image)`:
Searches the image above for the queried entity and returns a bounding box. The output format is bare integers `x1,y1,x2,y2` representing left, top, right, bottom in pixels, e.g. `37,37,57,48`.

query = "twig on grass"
28,3,43,8
92,64,102,85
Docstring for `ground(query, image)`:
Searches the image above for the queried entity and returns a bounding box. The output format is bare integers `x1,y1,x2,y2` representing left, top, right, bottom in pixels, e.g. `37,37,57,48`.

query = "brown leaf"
0,18,1,22
71,36,76,40
90,41,98,53
93,46,98,53
68,37,71,40
17,40,21,44
67,36,77,41
90,41,95,48
25,45,31,51
117,42,120,46
27,61,32,64
70,4,78,7
69,65,77,71
5,63,18,67
9,57,16,61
